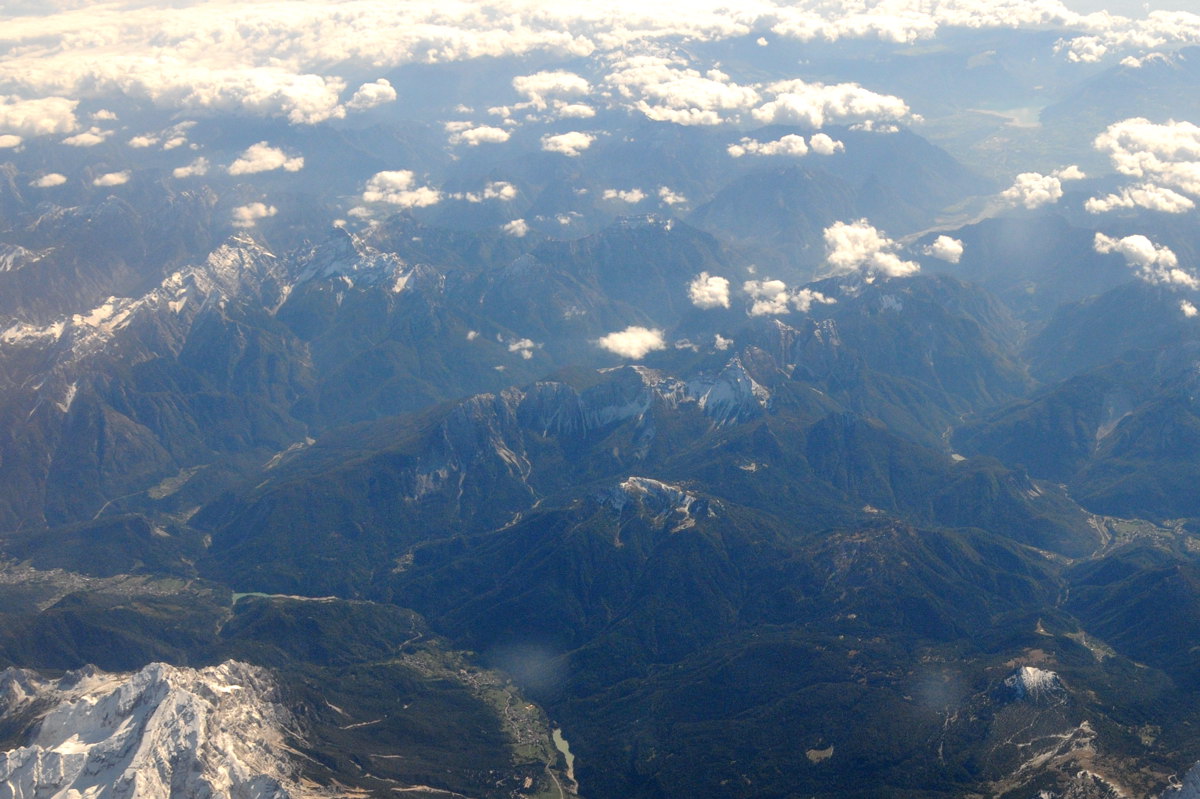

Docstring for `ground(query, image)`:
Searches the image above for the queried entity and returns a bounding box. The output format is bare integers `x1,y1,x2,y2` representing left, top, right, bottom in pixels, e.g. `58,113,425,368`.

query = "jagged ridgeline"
1,192,1200,798
7,17,1200,794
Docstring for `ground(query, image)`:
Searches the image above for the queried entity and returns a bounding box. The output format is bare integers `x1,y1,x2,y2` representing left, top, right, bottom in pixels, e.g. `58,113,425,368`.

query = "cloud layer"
1,0,1183,134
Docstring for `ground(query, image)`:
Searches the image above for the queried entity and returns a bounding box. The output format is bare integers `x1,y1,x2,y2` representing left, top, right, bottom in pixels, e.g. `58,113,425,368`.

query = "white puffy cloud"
823,219,918,279
506,337,539,359
1085,183,1195,214
596,325,666,359
606,56,760,126
450,125,511,146
728,134,808,158
602,188,645,203
346,78,396,111
1182,300,1199,318
361,170,442,208
744,278,791,316
554,102,595,119
231,202,277,228
1094,118,1200,198
1094,232,1197,289
1000,166,1085,209
809,132,845,155
227,142,304,175
728,132,842,157
513,70,590,109
61,126,111,146
923,235,964,263
0,0,1194,142
752,78,910,129
0,135,21,148
31,173,66,187
658,186,687,205
92,170,130,186
452,181,518,202
743,278,835,315
541,131,594,156
128,134,158,148
1057,13,1200,64
792,287,836,313
688,272,731,309
0,95,78,136
714,333,733,351
502,219,529,237
172,157,209,178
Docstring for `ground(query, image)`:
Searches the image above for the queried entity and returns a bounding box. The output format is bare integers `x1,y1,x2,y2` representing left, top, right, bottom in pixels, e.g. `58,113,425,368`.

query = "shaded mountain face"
5,197,1200,797
8,9,1200,796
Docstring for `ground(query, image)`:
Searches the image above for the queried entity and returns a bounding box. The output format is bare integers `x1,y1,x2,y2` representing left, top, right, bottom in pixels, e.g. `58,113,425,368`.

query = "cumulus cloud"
1183,300,1199,317
923,235,965,263
61,126,111,146
92,170,129,187
744,278,791,316
1085,183,1195,214
231,202,277,228
451,181,518,202
752,78,910,129
728,134,808,158
728,132,843,157
597,325,667,359
128,134,158,148
823,219,918,279
541,131,594,156
227,142,304,175
502,218,529,237
449,124,511,146
506,337,539,359
1000,166,1085,209
0,134,21,148
0,95,78,136
688,272,731,309
513,70,590,109
173,157,209,178
554,102,595,119
346,78,396,111
1093,118,1200,199
0,0,1193,139
714,333,733,351
792,287,836,312
606,56,760,126
1094,232,1198,289
658,186,687,205
743,278,835,315
602,188,645,203
361,170,441,207
1057,14,1200,64
809,132,845,155
31,173,66,187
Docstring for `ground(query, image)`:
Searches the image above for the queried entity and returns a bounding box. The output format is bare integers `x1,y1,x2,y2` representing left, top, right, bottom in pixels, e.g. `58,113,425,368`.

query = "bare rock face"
0,660,318,799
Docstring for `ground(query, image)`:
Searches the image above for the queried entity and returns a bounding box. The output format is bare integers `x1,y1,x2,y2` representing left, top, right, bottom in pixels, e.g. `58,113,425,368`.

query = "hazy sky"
1062,0,1195,12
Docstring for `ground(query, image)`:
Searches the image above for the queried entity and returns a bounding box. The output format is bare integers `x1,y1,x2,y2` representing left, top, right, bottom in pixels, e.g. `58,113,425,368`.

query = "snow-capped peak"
1004,665,1065,704
0,660,320,799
